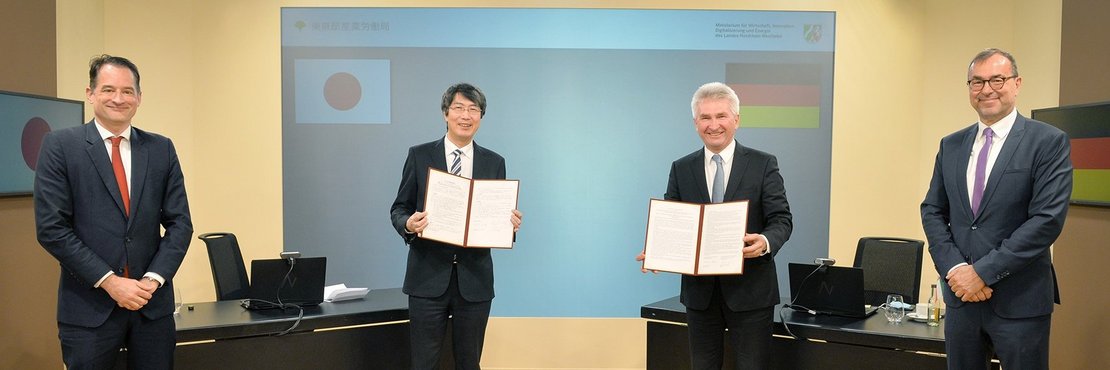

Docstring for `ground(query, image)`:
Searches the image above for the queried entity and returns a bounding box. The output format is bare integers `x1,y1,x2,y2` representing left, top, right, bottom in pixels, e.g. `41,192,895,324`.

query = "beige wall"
825,0,926,268
0,0,56,95
28,0,1083,368
0,1,60,368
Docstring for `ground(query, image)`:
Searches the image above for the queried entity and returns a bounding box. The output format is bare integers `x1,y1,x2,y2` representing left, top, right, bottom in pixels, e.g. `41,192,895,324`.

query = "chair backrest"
198,232,250,301
852,237,925,306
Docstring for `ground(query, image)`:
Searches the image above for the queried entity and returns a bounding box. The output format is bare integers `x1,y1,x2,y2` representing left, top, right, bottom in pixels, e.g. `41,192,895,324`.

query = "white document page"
695,201,748,275
421,168,471,246
464,179,519,248
643,199,701,274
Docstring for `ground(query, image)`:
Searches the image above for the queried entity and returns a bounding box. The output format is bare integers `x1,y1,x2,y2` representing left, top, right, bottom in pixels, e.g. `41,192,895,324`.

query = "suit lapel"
955,125,977,219
977,115,1027,220
430,138,448,172
472,141,494,178
688,150,711,203
84,122,129,218
724,142,747,201
129,128,148,227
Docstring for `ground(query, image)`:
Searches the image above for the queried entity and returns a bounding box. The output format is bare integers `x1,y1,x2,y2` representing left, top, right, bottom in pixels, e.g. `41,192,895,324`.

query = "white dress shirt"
444,137,475,179
703,140,736,199
965,108,1016,206
94,120,132,195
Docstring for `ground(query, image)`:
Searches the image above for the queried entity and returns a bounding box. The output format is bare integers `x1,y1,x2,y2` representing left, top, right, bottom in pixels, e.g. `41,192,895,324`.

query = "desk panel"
641,296,979,370
177,321,411,368
116,288,454,369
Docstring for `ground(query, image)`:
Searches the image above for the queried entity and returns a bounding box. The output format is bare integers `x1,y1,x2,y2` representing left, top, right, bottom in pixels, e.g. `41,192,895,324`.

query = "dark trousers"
686,280,773,370
408,266,492,370
58,306,175,370
945,301,1052,370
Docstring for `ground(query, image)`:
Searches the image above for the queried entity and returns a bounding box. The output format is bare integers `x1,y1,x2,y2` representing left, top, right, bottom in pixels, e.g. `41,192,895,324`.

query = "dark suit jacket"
922,114,1071,318
34,121,193,328
390,138,506,302
667,141,793,312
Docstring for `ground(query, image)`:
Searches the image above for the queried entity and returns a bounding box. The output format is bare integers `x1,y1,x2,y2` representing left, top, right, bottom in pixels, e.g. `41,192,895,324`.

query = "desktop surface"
174,287,409,342
641,295,946,353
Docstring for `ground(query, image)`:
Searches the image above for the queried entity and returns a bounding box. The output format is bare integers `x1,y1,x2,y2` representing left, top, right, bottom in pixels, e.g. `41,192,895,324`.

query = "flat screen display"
0,90,84,197
1032,101,1110,207
281,8,836,316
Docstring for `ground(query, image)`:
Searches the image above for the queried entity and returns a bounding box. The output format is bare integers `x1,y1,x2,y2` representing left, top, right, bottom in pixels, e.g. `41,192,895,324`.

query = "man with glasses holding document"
390,83,523,370
638,82,793,369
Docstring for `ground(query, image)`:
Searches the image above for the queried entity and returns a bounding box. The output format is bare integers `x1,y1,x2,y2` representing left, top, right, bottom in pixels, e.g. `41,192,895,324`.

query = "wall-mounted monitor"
281,8,837,316
0,90,84,197
1032,101,1110,207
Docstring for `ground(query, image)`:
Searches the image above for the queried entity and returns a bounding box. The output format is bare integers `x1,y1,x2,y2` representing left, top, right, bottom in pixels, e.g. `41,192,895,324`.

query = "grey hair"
690,82,740,119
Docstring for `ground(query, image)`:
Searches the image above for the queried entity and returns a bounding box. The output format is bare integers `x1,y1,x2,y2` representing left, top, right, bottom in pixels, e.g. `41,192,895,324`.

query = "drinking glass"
173,284,183,315
885,294,905,323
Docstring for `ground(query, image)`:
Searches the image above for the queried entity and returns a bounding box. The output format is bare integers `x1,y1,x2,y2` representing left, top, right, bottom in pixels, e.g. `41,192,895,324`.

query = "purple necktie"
971,127,994,217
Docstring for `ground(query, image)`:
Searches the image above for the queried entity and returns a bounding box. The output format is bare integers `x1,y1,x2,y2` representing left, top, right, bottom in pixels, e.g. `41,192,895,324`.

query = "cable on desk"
238,259,305,336
779,263,825,340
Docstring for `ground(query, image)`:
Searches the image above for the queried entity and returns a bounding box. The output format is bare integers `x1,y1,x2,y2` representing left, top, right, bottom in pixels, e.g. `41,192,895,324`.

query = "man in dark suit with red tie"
639,82,793,369
34,54,192,369
390,83,522,370
922,48,1072,370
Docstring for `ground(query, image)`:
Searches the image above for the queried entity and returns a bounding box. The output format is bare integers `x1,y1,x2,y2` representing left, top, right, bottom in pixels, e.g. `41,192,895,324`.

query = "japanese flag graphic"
294,58,391,124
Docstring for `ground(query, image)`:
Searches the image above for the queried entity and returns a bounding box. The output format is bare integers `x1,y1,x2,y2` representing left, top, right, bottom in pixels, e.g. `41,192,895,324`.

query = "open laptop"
243,257,327,310
787,263,878,318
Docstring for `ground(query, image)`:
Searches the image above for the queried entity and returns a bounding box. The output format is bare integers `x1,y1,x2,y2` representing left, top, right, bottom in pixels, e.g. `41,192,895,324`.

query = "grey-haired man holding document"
638,82,792,369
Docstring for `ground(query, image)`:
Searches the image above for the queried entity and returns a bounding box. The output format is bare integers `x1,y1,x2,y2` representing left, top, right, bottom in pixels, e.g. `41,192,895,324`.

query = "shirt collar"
977,107,1017,141
444,136,474,158
703,139,737,165
94,119,132,142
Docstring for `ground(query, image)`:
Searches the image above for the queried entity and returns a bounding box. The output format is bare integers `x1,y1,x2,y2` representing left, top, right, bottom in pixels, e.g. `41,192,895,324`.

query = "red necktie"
110,136,130,217
110,136,130,278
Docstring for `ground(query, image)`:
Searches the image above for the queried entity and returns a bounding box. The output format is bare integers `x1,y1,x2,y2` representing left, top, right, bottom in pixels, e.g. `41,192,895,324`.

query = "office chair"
853,237,925,306
198,232,250,301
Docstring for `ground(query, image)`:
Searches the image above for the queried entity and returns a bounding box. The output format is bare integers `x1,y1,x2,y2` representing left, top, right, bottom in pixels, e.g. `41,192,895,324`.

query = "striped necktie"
450,149,463,175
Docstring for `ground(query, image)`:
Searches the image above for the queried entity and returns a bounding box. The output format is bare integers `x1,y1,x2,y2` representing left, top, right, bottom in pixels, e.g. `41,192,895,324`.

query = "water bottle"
927,282,941,327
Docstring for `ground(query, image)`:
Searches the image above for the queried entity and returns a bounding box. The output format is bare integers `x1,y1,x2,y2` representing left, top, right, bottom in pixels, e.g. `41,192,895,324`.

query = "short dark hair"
441,83,486,118
89,54,141,93
968,48,1019,77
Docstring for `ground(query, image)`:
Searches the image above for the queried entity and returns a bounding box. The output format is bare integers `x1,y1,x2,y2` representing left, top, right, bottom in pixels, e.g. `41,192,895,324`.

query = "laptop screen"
247,257,327,308
787,263,873,317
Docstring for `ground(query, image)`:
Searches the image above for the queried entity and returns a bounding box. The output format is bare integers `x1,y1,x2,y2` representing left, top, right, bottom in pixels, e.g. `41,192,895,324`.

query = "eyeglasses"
967,75,1017,91
449,105,482,116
